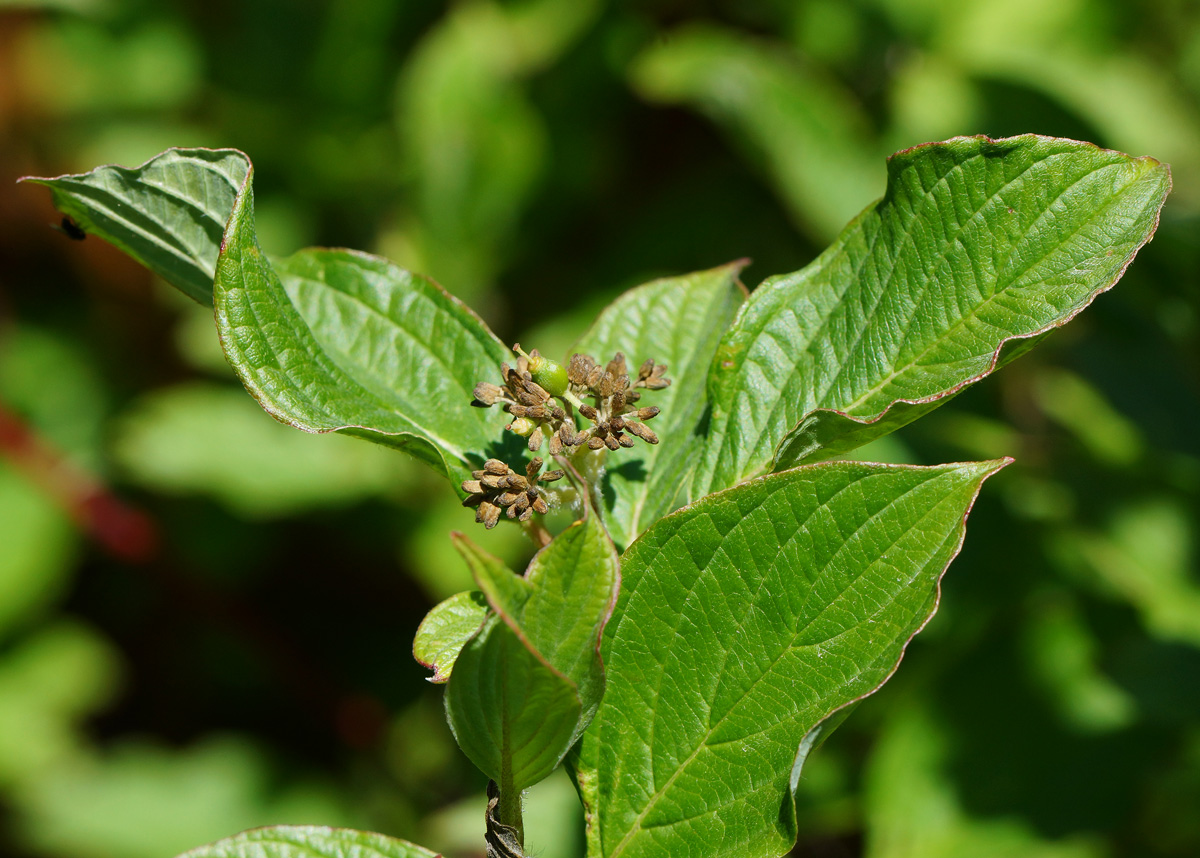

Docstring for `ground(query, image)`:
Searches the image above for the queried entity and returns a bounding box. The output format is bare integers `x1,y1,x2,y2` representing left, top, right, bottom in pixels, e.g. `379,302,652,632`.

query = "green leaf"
572,262,746,550
695,135,1170,497
28,150,514,487
22,148,249,305
175,826,439,858
213,169,511,487
577,458,1008,858
413,591,489,684
629,25,881,242
444,493,620,790
444,614,582,793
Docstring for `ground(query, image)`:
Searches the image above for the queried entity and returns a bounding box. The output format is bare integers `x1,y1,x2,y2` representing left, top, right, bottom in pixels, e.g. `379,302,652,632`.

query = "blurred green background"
1,1,1198,856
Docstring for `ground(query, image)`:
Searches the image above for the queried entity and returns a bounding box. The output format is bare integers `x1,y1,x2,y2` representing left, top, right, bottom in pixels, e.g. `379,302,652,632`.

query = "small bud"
618,434,636,448
473,382,504,406
579,404,598,421
568,353,596,386
637,406,660,420
484,460,509,475
532,496,549,515
479,502,501,529
507,417,536,436
587,436,605,450
540,469,564,483
528,425,545,452
625,421,659,444
461,480,483,495
604,434,621,451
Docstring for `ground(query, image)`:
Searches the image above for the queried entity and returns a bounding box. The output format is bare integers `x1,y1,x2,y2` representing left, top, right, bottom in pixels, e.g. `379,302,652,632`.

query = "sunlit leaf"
695,136,1170,497
23,148,248,305
577,459,1007,858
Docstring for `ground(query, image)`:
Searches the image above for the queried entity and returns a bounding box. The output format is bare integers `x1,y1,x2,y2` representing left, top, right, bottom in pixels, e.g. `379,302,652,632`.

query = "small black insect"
53,216,87,241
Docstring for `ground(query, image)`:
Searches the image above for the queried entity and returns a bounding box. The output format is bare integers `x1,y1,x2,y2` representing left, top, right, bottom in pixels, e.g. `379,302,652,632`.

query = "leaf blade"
445,614,583,792
413,591,490,684
582,458,1008,858
212,169,511,485
175,825,439,858
696,135,1170,495
23,148,250,305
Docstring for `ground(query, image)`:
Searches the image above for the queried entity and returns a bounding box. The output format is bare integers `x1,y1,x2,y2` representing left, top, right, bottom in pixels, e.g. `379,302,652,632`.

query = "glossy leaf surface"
577,459,1007,858
31,151,513,488
695,135,1170,496
214,173,511,487
572,262,746,549
23,148,249,305
176,825,439,858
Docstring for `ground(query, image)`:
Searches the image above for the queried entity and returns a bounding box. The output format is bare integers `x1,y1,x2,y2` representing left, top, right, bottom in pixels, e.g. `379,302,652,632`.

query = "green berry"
515,343,569,397
530,356,568,396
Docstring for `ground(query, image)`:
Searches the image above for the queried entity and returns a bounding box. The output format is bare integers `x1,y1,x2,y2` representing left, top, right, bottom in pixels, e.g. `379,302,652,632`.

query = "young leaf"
175,825,439,858
444,497,620,789
413,591,489,684
695,135,1170,496
572,262,746,549
22,148,250,305
445,614,583,793
576,458,1008,858
214,172,511,487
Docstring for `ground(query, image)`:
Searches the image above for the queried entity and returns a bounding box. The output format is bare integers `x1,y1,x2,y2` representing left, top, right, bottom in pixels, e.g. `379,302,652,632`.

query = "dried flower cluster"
461,457,564,529
467,346,670,529
473,348,669,455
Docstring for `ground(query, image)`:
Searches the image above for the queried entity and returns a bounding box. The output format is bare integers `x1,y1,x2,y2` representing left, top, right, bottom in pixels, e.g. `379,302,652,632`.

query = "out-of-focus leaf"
1023,596,1136,733
939,0,1200,206
864,706,1105,858
15,19,201,114
0,623,120,787
694,136,1170,497
1056,499,1200,648
630,24,882,241
0,465,76,640
395,0,599,297
413,591,489,684
23,148,248,305
176,826,438,858
15,738,354,858
576,459,1007,858
1033,368,1143,467
572,262,746,549
0,325,109,472
112,383,413,518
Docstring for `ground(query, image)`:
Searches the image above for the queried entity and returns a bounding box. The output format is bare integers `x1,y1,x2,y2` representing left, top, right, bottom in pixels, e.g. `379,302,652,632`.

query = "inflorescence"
465,345,670,528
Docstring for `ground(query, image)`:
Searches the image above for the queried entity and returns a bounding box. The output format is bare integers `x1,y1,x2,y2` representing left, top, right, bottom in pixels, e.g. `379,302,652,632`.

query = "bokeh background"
1,1,1199,856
